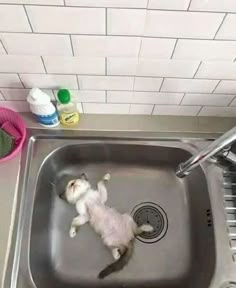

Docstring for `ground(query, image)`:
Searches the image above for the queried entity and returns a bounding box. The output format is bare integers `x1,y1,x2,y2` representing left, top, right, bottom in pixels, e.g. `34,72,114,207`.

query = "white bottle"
27,88,59,127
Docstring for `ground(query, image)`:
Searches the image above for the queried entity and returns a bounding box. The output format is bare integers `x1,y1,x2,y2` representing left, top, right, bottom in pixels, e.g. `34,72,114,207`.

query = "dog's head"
60,173,90,204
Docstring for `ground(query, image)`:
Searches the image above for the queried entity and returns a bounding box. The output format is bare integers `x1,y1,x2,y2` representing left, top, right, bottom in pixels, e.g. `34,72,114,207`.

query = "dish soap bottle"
57,89,79,126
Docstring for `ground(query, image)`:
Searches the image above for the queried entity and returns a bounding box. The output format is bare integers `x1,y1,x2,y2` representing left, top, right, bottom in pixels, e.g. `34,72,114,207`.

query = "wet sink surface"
29,142,215,288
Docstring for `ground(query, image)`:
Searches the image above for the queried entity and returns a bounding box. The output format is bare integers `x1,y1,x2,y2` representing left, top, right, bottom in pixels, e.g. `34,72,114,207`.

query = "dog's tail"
135,224,154,235
98,241,133,279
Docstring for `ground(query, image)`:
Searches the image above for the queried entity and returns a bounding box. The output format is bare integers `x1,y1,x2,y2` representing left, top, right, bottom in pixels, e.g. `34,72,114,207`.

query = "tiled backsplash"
0,0,236,117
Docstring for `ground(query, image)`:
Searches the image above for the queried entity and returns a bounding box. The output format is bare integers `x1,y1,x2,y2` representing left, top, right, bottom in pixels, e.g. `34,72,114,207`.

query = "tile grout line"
41,56,48,73
76,75,80,89
63,0,66,5
105,8,108,35
2,86,236,95
17,74,26,88
170,39,178,59
105,58,107,75
228,96,236,106
1,72,236,82
2,99,236,109
192,61,202,78
1,29,236,42
212,80,221,93
23,5,33,33
81,102,84,113
197,106,204,116
187,0,193,10
69,35,75,56
151,104,155,115
13,4,229,13
179,93,186,105
213,13,227,39
0,90,6,100
158,78,165,92
105,90,107,103
0,40,8,54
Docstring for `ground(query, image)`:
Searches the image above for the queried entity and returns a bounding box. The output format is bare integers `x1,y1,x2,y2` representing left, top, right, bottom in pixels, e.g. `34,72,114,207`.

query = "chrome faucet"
176,126,236,178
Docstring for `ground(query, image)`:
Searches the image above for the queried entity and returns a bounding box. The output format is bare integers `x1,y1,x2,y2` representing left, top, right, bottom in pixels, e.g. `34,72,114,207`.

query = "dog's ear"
80,173,88,181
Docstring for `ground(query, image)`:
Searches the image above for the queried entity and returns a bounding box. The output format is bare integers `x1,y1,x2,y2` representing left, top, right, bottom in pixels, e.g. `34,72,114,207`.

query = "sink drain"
131,202,168,244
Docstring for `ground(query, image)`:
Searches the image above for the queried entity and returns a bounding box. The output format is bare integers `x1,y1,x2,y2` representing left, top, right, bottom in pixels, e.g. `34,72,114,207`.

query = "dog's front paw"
103,173,111,181
69,227,77,238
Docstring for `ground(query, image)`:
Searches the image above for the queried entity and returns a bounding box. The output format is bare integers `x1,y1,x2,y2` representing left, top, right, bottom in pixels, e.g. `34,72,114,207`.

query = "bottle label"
35,112,59,126
60,112,79,125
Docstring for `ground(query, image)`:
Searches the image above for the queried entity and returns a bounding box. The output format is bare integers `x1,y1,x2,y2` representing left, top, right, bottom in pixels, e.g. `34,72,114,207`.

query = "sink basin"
7,130,235,288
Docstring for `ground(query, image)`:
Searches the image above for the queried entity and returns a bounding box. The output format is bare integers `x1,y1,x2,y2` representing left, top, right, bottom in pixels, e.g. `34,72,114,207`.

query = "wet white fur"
64,174,153,259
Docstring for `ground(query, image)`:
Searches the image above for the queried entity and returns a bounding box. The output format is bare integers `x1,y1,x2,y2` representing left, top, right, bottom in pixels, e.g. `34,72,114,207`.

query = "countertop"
1,113,236,288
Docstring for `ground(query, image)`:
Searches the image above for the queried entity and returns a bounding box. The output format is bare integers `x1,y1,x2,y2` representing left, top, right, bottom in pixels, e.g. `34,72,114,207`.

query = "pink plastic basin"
0,107,26,163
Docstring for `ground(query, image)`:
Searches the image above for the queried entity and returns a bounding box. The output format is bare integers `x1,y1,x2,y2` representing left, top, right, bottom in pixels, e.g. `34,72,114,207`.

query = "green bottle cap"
57,89,71,104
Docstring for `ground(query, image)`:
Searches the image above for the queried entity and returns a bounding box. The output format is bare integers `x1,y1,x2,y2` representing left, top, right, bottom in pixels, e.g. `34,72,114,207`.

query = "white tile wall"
0,88,55,100
190,0,236,13
137,59,200,77
216,14,236,40
0,100,29,111
0,0,64,4
139,38,176,59
0,41,6,54
107,91,183,104
214,81,236,94
0,5,31,32
107,57,138,76
26,6,106,34
153,105,201,116
0,1,235,117
199,106,236,117
161,78,219,93
83,103,130,114
182,93,234,106
78,76,134,90
0,74,23,88
0,33,73,56
144,11,224,39
107,9,146,36
72,36,141,57
130,104,153,115
148,0,190,10
66,0,148,8
43,56,105,75
107,91,132,103
196,62,236,80
0,55,45,73
173,40,236,61
230,98,236,106
19,74,78,89
134,77,163,91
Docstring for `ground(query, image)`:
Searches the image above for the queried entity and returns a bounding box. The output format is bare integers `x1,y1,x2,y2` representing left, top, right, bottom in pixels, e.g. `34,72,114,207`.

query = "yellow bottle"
57,89,79,126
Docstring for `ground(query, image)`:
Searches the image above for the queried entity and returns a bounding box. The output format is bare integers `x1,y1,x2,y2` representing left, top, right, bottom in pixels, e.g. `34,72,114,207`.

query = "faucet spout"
176,127,236,178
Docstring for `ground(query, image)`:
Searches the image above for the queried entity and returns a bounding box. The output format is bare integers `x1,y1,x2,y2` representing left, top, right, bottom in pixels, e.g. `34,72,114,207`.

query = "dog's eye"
70,181,75,187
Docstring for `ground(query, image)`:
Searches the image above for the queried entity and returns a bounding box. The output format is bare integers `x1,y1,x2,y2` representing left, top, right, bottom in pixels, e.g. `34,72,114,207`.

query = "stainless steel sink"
4,129,236,288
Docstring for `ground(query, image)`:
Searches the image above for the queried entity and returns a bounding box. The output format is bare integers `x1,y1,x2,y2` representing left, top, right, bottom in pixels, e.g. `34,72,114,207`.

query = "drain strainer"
131,202,168,244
